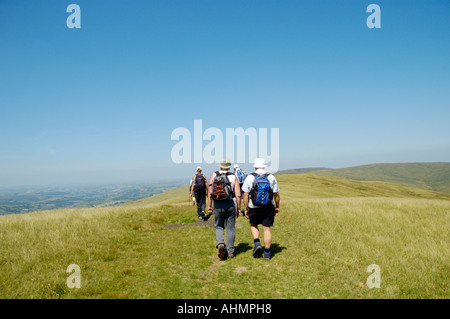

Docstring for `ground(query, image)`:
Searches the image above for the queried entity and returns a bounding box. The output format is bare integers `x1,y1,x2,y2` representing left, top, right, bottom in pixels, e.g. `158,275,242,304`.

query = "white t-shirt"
242,169,279,208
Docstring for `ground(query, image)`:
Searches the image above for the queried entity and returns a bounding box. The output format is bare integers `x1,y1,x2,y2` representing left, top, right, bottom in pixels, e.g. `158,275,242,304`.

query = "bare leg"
262,226,272,248
250,224,260,240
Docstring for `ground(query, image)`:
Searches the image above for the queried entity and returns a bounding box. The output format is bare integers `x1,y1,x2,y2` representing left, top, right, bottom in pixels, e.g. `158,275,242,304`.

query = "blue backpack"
235,168,247,184
250,173,273,206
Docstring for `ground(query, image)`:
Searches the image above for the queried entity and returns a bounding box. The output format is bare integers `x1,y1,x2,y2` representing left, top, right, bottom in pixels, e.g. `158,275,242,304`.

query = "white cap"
234,164,239,169
253,158,267,169
196,166,202,171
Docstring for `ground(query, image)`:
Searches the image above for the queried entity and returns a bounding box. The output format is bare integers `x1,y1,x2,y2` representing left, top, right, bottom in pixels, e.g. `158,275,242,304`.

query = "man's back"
242,169,279,208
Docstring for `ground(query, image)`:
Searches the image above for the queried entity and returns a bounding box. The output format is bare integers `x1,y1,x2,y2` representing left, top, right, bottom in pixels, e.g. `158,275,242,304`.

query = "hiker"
207,158,241,260
242,158,280,260
191,167,208,220
233,164,247,194
189,178,196,205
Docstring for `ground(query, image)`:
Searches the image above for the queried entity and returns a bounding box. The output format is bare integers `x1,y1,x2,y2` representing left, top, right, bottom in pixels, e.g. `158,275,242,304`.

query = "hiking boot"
253,242,263,258
228,253,235,259
264,250,272,260
217,243,227,260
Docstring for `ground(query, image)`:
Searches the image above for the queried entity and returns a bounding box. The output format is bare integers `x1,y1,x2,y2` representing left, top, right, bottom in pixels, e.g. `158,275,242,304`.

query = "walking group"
190,158,280,260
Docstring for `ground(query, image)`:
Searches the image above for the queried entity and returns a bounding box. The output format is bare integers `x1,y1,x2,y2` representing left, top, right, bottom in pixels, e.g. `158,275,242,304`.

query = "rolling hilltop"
0,174,449,299
277,162,450,193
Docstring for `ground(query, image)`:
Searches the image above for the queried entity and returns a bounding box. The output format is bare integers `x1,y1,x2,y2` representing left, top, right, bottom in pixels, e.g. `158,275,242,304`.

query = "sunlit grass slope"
278,162,450,193
0,174,448,299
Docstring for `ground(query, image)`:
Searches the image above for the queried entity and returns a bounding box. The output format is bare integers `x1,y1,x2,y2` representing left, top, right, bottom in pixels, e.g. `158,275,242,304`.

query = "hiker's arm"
273,192,280,216
208,199,213,213
189,176,194,197
204,175,209,197
243,193,249,219
234,180,241,212
207,173,214,213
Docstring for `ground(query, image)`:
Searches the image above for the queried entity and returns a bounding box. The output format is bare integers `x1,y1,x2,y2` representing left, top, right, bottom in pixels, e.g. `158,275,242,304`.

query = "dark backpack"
250,173,273,206
211,171,234,201
193,174,206,190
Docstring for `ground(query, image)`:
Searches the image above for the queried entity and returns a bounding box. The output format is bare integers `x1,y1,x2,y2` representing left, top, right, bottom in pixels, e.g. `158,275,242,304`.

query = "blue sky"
0,0,449,187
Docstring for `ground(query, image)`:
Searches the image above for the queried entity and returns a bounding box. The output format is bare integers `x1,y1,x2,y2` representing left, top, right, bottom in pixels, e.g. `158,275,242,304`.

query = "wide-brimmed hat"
218,158,232,169
253,158,267,169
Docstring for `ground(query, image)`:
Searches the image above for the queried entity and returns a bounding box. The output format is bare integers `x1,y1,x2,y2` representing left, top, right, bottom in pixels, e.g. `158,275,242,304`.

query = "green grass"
0,174,449,298
277,162,450,193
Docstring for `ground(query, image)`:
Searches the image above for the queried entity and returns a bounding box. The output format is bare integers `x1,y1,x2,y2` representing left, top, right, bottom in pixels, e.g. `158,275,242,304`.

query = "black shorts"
248,204,275,227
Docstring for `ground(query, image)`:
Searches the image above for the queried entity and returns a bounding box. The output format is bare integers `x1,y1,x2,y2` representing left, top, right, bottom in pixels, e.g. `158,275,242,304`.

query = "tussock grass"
0,174,448,298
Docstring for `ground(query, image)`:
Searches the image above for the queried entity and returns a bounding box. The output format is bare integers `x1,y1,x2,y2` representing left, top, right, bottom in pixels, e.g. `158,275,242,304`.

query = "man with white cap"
191,166,208,220
208,158,241,260
242,158,280,260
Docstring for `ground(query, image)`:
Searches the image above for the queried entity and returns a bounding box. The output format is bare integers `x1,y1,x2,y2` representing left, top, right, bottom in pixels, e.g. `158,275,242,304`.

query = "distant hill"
275,173,450,201
276,162,450,193
122,173,450,208
126,172,450,206
273,167,328,175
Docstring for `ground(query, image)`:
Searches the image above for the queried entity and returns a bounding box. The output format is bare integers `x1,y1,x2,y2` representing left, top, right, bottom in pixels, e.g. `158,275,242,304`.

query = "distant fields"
0,174,448,299
0,183,181,215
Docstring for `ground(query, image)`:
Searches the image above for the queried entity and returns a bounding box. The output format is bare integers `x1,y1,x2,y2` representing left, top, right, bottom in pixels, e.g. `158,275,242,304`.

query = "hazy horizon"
1,160,449,189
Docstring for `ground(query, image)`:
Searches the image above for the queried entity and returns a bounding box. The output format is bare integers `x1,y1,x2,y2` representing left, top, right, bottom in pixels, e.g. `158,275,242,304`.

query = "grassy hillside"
277,162,450,193
0,174,449,299
276,174,450,201
273,167,327,175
